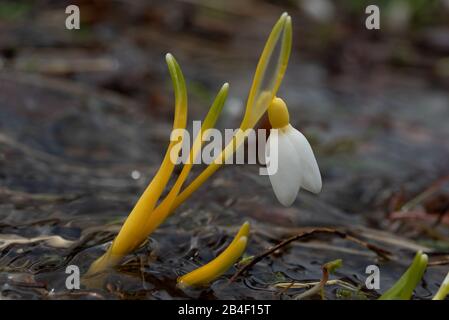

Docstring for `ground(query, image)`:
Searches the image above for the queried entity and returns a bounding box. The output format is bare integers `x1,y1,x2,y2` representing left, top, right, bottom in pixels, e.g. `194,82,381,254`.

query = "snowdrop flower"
265,97,322,206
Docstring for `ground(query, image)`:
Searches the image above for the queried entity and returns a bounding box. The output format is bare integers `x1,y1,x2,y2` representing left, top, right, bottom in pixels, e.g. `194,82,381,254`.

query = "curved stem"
142,83,229,237
170,13,292,212
86,54,188,275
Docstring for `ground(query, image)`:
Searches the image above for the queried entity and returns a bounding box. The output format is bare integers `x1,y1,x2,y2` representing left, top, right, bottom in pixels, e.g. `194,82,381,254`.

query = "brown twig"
229,227,391,283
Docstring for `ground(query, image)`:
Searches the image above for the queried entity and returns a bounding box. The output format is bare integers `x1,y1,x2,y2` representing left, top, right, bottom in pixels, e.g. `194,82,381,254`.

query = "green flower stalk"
379,251,428,300
169,13,292,211
86,13,292,277
87,54,188,274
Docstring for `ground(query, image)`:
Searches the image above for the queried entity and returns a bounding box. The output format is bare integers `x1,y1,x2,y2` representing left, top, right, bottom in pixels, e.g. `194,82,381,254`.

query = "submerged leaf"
177,222,250,288
0,234,74,249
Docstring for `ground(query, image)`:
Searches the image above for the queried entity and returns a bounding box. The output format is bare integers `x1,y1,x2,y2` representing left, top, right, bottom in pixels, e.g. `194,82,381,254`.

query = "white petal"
285,125,322,194
265,129,302,206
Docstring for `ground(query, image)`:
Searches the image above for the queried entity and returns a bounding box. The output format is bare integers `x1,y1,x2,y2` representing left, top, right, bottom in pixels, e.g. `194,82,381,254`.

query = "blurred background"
0,0,449,299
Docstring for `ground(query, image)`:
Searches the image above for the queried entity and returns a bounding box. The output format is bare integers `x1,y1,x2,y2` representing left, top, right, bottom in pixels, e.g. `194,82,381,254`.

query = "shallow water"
1,68,448,299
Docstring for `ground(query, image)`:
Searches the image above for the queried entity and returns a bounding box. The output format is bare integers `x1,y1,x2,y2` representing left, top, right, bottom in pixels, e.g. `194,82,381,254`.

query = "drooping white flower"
265,97,322,206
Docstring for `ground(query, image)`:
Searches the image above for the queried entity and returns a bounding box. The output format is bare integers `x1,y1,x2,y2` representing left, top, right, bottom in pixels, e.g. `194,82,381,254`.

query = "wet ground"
1,0,449,299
